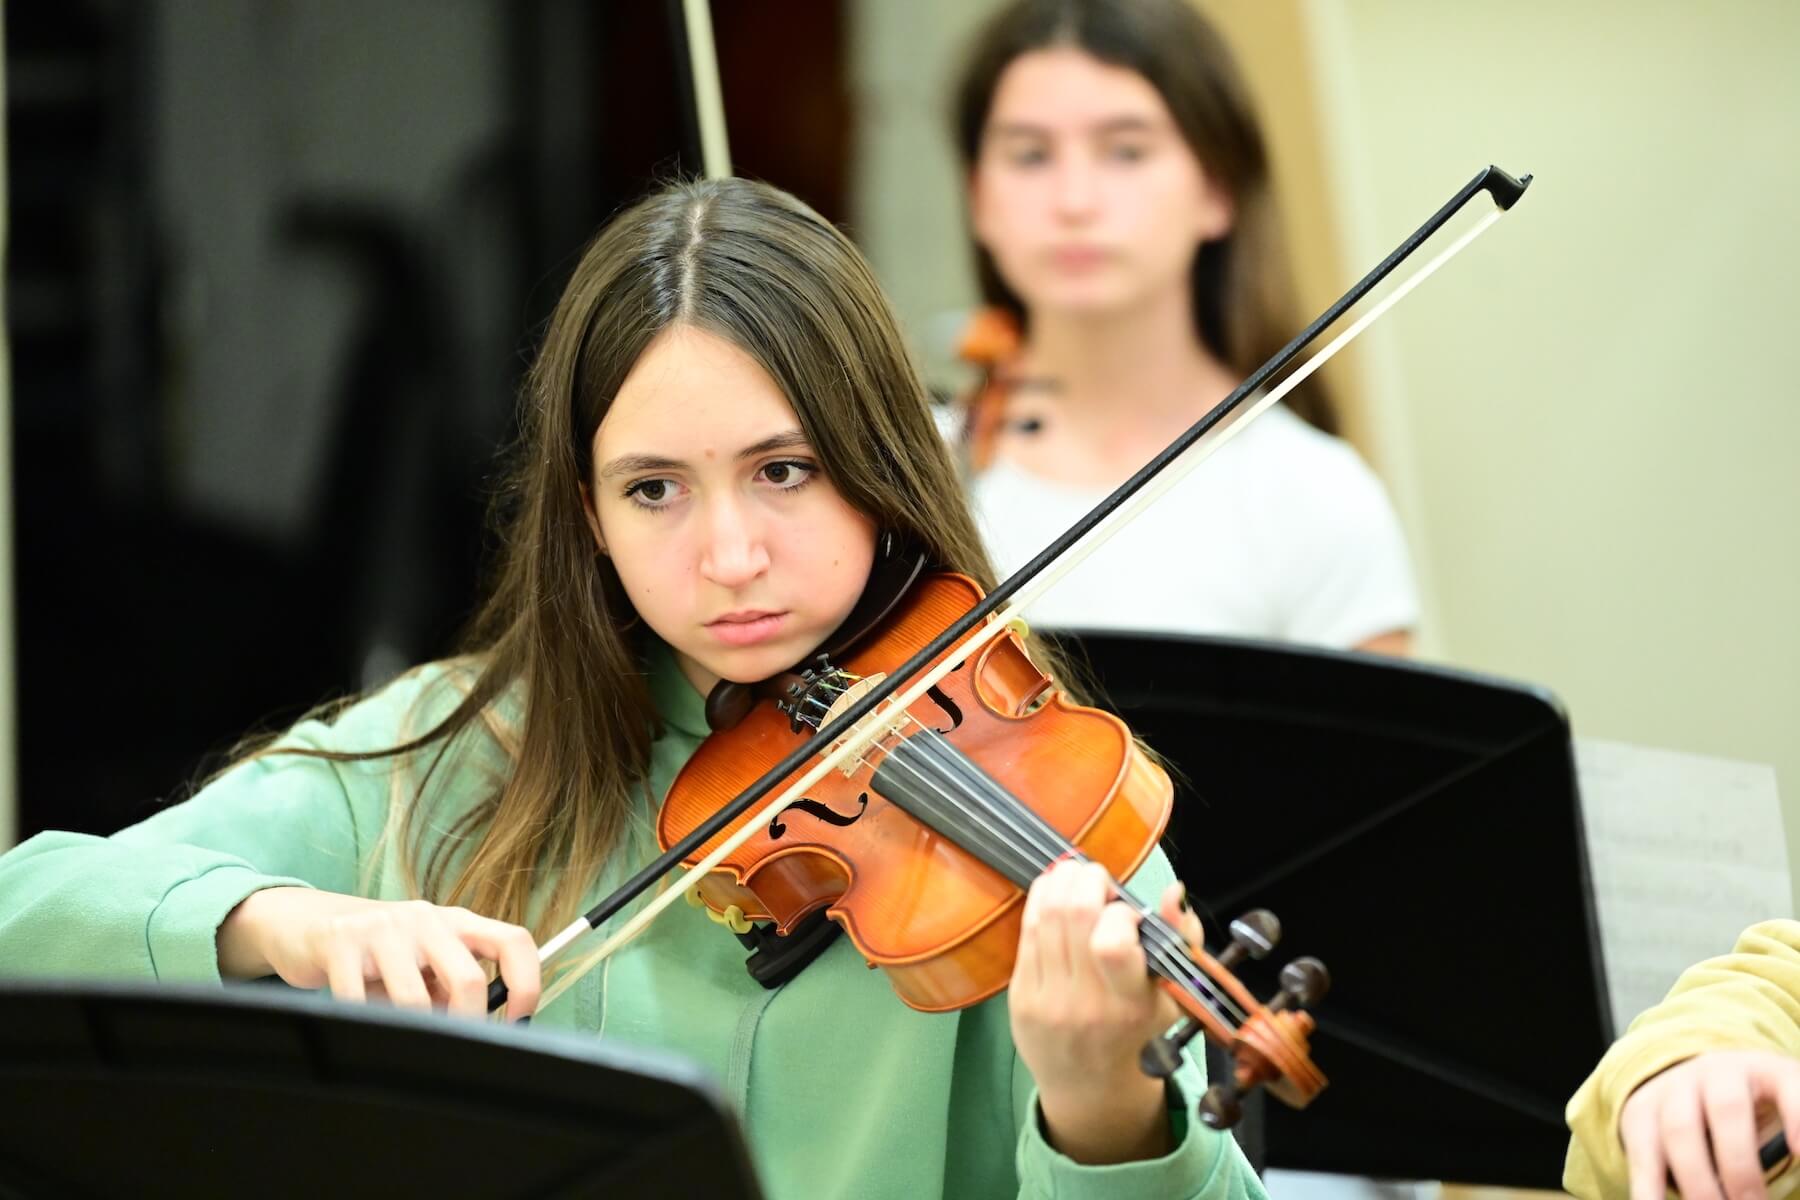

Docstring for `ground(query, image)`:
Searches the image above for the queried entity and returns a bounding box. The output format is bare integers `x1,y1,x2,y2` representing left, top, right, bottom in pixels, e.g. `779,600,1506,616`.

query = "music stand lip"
1051,626,1572,727
0,975,732,1091
0,978,766,1199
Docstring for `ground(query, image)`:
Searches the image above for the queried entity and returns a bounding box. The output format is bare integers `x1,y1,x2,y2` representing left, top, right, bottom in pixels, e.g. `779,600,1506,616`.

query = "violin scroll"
1140,907,1330,1130
1139,909,1279,1078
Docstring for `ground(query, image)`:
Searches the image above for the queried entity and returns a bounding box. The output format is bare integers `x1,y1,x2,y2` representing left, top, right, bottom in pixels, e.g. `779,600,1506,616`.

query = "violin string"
830,705,1245,1026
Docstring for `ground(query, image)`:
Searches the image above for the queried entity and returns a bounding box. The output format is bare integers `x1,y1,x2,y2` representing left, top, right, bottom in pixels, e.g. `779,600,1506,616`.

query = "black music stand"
1050,631,1611,1189
0,981,765,1199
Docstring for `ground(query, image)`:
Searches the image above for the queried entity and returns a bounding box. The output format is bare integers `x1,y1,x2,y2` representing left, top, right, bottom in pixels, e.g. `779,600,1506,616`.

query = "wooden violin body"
659,572,1171,1012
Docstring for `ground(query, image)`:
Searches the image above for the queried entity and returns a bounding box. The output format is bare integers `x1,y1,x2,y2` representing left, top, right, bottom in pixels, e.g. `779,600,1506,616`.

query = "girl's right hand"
1619,1049,1800,1200
218,886,542,1021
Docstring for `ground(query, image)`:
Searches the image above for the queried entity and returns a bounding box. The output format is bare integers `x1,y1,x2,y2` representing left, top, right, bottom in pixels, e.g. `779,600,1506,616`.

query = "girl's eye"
623,477,681,509
994,141,1048,168
1104,142,1149,163
760,460,817,489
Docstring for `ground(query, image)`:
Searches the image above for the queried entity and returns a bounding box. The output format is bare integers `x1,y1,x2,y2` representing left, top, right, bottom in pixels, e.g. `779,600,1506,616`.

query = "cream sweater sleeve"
1564,920,1800,1197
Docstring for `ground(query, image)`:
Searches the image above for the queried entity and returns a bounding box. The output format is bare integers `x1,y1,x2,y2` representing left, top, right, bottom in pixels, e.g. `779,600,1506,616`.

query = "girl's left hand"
1009,858,1201,1165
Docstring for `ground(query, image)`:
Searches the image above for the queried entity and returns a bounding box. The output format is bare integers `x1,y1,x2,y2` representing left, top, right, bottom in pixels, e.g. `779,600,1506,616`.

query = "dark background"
6,0,848,840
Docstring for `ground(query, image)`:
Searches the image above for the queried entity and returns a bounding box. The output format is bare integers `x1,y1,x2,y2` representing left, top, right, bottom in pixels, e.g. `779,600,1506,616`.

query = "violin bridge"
820,672,907,776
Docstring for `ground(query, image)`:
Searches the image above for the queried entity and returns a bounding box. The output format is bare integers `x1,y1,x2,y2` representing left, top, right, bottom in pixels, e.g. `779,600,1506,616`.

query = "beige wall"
1197,0,1379,455
1307,0,1800,906
848,0,1002,392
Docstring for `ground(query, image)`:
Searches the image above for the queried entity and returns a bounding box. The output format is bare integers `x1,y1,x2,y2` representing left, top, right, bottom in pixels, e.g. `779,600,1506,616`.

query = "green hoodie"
0,647,1263,1200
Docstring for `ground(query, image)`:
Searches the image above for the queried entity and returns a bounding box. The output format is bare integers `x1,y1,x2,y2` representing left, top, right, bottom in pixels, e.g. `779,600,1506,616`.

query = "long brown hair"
953,0,1336,433
252,178,1002,972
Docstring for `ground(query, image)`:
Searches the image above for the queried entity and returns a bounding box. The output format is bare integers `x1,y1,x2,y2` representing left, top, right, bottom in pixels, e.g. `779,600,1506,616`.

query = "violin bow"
490,161,1534,1011
669,0,731,181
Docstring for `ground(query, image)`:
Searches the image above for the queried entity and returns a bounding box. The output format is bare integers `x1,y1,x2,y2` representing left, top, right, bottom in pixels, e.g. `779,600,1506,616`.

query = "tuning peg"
1269,956,1330,1011
1216,909,1281,969
1198,1081,1245,1129
1138,1016,1204,1079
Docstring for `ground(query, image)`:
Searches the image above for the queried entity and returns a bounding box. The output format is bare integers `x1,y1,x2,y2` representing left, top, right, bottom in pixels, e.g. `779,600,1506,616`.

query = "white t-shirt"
970,406,1418,648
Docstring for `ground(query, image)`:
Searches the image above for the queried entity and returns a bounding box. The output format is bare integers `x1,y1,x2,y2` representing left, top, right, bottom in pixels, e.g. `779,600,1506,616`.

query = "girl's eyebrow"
989,115,1165,139
598,429,812,480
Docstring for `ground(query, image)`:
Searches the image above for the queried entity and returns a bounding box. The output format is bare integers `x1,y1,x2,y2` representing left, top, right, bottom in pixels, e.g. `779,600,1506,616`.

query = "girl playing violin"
952,0,1418,654
0,177,1264,1199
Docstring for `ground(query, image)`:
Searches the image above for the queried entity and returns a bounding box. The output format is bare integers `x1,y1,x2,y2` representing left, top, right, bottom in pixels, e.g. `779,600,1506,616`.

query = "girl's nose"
699,496,771,587
1052,153,1100,219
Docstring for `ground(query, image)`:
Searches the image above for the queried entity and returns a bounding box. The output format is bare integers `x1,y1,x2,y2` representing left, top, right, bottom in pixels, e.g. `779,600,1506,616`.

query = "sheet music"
1577,737,1790,1035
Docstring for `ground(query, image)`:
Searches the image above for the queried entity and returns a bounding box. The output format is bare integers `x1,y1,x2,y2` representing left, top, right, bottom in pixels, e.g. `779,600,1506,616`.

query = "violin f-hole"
769,792,869,839
924,683,963,734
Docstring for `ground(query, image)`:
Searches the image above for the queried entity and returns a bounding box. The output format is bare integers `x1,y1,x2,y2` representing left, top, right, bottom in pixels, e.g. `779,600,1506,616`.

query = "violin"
955,307,1022,472
663,568,1326,1123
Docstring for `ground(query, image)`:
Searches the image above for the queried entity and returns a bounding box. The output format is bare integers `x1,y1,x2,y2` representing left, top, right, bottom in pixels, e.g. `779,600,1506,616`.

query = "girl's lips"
1049,245,1109,270
706,611,789,647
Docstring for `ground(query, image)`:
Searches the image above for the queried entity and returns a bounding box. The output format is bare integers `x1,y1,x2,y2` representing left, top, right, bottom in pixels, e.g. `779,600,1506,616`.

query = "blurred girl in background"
952,0,1417,655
